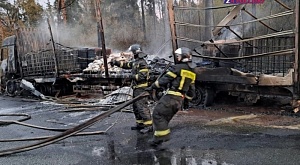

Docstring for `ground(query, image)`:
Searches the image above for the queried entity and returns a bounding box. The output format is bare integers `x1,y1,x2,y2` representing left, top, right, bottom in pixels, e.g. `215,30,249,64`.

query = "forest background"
0,0,296,56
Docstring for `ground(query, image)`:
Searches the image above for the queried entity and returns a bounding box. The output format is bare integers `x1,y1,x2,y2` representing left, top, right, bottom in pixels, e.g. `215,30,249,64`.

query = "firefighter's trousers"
133,87,152,126
152,94,183,141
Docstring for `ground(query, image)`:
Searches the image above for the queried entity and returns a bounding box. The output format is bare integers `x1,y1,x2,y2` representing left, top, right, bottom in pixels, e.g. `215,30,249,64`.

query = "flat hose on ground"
0,92,149,156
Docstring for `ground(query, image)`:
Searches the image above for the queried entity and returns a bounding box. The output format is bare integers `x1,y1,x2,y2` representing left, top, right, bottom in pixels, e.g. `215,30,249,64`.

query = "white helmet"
175,47,192,62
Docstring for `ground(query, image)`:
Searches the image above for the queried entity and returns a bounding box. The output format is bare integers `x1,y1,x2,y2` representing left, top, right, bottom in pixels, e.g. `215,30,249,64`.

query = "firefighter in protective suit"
110,44,152,133
145,47,196,146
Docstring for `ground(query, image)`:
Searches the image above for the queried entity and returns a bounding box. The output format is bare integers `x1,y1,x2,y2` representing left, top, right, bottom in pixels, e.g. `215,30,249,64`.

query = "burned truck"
166,1,299,107
0,26,164,98
0,27,111,97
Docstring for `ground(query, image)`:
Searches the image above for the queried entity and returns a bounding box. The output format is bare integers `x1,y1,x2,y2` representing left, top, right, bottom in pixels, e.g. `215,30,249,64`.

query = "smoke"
216,5,254,41
218,26,242,40
141,0,173,61
35,0,174,62
53,24,98,48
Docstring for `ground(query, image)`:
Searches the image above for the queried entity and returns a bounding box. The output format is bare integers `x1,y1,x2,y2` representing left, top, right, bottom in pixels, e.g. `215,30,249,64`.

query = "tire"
190,86,215,108
38,84,47,95
6,80,16,96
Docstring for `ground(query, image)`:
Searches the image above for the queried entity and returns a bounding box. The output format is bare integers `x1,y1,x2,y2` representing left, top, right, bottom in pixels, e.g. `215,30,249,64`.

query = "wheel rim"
190,87,204,106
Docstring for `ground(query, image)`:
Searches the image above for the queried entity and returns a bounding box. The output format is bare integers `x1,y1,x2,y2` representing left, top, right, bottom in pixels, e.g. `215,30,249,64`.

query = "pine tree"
19,0,44,26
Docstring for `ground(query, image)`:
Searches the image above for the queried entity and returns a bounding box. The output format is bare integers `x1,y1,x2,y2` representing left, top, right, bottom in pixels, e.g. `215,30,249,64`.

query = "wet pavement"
1,95,300,165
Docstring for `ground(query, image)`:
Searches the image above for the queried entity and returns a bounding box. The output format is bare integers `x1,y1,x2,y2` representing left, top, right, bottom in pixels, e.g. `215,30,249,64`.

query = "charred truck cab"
0,28,110,97
1,35,21,95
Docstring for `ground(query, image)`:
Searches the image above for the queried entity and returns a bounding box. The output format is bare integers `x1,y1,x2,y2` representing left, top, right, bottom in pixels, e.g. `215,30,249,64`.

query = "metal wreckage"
0,0,300,156
0,25,167,101
1,1,300,109
0,21,168,156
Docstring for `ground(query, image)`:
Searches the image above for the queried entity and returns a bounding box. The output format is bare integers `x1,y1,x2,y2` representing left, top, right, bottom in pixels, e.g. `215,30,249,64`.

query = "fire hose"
0,92,149,156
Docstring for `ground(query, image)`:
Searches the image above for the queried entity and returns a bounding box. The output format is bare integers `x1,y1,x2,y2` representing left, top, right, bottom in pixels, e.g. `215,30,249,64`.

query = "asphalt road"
1,95,300,165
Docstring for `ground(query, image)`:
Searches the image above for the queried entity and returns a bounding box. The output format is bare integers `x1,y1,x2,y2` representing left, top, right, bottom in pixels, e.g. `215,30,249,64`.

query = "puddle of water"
117,148,235,165
103,134,235,165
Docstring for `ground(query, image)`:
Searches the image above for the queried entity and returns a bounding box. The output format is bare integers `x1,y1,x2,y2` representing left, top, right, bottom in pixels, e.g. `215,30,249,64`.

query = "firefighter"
110,44,152,133
145,47,196,147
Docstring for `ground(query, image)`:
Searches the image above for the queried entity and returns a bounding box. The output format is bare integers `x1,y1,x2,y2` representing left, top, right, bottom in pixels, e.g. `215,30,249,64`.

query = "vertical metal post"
47,18,58,77
167,0,178,63
95,0,109,78
204,0,213,41
252,4,256,55
295,0,300,97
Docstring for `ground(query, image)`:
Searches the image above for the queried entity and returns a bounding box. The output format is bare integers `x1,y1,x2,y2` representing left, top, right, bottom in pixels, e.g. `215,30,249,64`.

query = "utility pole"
47,18,58,77
204,0,213,41
94,0,109,78
167,0,178,63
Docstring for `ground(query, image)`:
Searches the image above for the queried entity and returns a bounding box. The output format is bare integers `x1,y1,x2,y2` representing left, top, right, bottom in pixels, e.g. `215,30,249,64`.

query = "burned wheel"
190,86,214,108
38,84,47,95
190,86,203,106
6,80,17,96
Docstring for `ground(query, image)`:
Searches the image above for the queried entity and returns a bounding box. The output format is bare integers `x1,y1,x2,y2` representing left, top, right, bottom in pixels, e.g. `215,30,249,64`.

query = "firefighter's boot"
139,126,153,134
131,123,145,130
149,134,170,147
